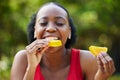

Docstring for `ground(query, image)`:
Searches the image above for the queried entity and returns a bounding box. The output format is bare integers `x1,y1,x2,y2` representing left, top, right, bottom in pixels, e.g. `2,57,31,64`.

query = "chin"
45,47,61,54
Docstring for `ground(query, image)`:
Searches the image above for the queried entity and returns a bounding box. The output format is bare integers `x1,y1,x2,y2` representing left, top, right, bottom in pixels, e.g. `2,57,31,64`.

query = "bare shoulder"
80,50,96,61
14,50,27,60
80,50,98,79
11,50,28,80
80,49,97,67
12,49,28,67
13,50,27,65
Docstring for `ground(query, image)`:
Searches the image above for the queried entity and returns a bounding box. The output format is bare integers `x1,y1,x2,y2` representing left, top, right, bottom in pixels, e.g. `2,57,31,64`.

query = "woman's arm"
80,50,98,80
10,50,38,80
11,39,50,80
10,50,28,80
80,50,115,80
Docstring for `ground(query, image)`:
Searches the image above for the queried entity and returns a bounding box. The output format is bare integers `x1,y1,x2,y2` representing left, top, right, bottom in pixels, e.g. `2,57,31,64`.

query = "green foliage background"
0,0,120,80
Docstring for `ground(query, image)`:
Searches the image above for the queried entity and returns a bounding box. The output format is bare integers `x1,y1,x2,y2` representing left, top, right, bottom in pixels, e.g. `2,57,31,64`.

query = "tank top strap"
34,64,44,80
67,48,83,80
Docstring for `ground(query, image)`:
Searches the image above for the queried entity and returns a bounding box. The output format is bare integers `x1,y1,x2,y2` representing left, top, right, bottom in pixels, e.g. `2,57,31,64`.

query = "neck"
41,48,70,72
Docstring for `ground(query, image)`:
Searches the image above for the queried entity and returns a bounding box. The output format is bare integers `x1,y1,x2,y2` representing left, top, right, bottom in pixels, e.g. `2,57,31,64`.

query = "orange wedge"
89,46,108,56
49,40,62,47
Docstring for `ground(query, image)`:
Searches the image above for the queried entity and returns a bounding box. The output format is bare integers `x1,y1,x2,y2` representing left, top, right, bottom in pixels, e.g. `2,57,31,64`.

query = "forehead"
36,4,68,19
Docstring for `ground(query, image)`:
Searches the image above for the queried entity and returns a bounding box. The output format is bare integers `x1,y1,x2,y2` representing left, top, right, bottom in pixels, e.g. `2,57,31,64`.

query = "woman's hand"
95,53,116,80
25,39,49,68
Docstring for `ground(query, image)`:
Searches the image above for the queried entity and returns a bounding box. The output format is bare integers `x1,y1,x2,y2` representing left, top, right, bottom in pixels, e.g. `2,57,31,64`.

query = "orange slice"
89,46,108,56
49,40,62,47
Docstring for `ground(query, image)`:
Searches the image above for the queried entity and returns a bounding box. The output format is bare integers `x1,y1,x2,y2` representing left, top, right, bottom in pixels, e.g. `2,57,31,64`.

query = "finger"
29,44,40,54
26,39,49,50
26,40,38,50
99,53,109,73
101,53,111,61
26,40,49,54
40,45,49,54
35,42,49,54
28,43,46,54
36,46,49,61
101,53,111,70
108,58,116,74
101,53,115,73
101,53,116,75
104,56,112,69
97,56,104,72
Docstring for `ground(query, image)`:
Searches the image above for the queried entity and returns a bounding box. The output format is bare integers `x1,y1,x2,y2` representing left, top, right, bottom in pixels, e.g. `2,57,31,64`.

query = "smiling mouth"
44,37,62,47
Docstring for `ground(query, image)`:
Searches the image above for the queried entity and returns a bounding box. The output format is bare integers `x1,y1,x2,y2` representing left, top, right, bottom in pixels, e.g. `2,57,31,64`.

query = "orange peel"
89,46,108,56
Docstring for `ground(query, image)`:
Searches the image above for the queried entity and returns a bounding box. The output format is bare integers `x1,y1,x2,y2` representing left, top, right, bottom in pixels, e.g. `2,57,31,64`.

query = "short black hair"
27,2,77,49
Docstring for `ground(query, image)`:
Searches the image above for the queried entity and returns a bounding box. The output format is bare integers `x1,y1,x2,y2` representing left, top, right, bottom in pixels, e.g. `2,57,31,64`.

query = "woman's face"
34,4,71,46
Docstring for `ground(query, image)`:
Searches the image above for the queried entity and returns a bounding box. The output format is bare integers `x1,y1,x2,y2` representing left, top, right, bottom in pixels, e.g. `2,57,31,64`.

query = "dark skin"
11,3,115,80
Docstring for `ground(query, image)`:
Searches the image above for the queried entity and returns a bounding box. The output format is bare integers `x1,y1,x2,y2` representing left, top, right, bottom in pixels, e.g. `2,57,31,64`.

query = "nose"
46,22,56,32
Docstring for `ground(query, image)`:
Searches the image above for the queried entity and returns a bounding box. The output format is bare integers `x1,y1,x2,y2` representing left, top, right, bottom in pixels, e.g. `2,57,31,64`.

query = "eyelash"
56,22,64,26
40,22,48,26
39,22,64,27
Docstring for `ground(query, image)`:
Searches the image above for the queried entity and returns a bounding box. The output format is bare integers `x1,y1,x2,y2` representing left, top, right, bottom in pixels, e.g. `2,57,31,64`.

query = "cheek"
35,27,44,39
60,27,70,44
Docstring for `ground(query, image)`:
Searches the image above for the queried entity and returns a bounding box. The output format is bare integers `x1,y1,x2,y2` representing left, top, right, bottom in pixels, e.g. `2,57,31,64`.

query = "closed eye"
40,22,48,27
56,22,64,26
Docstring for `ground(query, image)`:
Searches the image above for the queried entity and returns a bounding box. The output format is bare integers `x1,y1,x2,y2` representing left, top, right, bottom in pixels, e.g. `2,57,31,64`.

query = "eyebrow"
38,16,66,21
55,16,66,20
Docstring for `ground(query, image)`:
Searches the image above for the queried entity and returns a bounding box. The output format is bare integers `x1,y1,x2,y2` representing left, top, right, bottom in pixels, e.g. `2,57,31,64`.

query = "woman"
11,2,115,80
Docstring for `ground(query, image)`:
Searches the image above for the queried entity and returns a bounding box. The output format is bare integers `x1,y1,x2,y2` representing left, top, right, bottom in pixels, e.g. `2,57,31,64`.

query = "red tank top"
34,48,83,80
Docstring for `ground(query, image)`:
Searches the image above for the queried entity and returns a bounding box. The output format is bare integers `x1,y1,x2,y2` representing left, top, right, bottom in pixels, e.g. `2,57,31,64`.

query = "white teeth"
45,37,58,40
